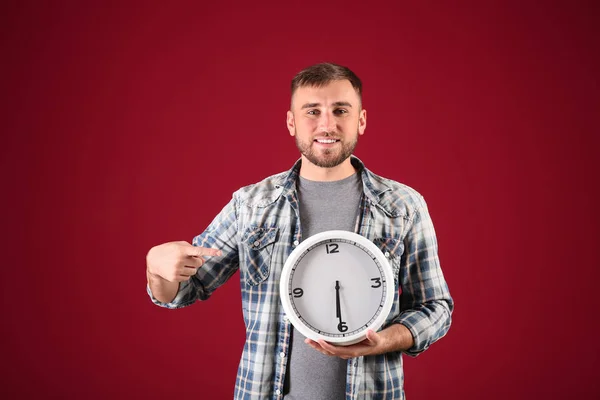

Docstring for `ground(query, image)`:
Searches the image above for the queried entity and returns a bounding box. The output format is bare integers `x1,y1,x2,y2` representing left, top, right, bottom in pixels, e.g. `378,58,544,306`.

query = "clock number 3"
325,244,339,254
371,278,382,288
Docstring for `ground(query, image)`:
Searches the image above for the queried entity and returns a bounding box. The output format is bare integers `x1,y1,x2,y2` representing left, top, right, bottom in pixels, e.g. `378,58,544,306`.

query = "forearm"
147,270,179,304
376,323,415,354
395,299,453,356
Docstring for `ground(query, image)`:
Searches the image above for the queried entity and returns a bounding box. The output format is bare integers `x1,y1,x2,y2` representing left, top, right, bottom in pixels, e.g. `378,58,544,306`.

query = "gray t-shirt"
283,172,363,400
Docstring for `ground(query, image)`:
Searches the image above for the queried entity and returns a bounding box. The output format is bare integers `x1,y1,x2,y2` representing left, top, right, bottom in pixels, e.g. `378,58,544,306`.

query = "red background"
2,1,599,399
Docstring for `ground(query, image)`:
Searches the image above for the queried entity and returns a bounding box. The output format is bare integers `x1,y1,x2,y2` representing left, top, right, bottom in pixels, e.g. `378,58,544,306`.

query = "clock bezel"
280,230,395,346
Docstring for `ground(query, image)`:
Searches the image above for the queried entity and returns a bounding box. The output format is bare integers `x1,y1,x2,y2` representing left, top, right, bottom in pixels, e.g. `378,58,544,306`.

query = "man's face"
287,80,367,169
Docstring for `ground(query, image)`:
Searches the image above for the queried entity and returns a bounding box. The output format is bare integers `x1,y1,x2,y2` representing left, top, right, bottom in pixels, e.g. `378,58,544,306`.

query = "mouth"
314,138,340,144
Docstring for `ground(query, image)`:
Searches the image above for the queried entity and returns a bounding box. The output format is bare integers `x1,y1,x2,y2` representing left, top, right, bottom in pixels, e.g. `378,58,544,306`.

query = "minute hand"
335,280,342,322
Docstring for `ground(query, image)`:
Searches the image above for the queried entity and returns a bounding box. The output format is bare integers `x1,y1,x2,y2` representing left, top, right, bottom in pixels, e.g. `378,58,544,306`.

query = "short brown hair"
291,62,362,104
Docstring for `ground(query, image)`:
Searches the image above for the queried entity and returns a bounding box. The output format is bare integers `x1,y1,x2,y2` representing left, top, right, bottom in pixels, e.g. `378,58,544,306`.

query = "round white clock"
280,230,395,346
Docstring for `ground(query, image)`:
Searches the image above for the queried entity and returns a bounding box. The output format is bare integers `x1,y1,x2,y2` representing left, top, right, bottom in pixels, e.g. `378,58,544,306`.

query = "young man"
146,63,453,400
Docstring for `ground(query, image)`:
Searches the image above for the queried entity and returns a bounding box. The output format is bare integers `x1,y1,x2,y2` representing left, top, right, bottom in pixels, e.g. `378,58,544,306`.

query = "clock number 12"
325,244,339,254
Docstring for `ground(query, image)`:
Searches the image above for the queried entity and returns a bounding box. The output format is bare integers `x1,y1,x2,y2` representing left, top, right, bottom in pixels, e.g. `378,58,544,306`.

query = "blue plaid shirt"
148,156,453,400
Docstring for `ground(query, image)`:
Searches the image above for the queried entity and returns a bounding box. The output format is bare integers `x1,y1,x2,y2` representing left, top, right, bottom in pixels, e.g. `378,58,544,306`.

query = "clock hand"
335,280,342,322
335,281,349,333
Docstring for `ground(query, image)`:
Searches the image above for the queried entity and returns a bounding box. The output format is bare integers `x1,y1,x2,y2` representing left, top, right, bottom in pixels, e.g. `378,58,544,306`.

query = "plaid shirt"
148,156,453,400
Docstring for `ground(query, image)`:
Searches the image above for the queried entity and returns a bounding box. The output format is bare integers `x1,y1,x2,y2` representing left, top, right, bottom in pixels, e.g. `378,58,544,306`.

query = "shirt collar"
278,156,392,205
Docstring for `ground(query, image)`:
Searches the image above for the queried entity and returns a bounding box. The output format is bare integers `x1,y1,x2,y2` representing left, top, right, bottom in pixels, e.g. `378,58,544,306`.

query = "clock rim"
280,230,395,346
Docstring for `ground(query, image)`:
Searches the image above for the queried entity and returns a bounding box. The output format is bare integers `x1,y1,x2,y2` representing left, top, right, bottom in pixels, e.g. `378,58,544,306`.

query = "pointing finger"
187,246,222,258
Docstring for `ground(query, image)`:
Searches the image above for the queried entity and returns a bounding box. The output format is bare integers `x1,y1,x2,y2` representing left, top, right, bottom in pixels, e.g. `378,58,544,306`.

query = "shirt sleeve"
147,196,241,309
394,196,454,357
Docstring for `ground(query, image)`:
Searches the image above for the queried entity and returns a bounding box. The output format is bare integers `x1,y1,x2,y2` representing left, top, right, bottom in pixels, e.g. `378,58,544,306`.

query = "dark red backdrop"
2,1,599,399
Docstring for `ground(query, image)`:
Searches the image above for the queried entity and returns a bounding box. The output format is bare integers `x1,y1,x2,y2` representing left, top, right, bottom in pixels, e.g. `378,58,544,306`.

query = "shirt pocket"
372,237,404,286
242,226,279,286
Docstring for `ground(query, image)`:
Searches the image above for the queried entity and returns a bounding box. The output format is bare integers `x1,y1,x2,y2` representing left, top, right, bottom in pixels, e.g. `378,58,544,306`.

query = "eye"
307,109,320,116
333,109,348,115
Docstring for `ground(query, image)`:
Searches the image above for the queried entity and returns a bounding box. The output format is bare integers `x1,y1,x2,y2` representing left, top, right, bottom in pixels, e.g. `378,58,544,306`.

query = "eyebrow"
300,101,353,109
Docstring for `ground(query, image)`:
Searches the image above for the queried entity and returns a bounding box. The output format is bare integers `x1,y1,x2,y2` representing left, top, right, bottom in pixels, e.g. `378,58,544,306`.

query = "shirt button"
283,315,289,322
279,351,285,358
293,240,299,246
254,240,260,247
275,389,281,396
384,251,390,258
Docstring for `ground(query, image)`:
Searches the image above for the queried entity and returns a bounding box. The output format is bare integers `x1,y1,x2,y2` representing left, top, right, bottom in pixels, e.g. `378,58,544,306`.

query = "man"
146,62,453,399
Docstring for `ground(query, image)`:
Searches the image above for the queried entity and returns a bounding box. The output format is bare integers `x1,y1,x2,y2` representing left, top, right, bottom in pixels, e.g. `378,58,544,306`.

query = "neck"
299,156,356,182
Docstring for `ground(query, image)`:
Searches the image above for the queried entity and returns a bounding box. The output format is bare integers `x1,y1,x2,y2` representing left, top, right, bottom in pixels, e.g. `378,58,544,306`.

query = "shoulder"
362,168,427,219
232,170,288,208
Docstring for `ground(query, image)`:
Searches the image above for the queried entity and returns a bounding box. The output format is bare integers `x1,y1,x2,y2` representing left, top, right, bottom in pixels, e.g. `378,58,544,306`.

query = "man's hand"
305,324,415,359
305,330,383,359
146,241,222,283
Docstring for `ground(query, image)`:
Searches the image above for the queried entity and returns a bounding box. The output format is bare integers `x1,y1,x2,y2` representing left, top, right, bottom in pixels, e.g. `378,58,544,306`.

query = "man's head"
290,62,363,108
287,63,367,170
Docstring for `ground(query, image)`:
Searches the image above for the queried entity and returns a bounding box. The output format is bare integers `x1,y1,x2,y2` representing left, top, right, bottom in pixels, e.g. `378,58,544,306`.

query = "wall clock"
280,230,395,346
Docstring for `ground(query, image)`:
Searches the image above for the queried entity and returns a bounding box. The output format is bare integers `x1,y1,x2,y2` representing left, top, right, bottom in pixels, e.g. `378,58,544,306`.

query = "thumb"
365,330,381,346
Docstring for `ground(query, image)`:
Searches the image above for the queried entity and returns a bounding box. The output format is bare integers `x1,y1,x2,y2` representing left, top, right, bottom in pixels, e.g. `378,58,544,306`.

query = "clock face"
280,230,395,346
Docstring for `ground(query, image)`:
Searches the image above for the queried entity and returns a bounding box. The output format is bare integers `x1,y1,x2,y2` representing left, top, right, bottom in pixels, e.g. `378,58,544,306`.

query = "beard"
294,130,359,169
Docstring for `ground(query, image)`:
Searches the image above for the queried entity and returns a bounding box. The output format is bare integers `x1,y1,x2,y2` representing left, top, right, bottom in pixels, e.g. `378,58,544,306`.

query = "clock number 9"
371,278,382,288
337,322,348,332
292,288,304,298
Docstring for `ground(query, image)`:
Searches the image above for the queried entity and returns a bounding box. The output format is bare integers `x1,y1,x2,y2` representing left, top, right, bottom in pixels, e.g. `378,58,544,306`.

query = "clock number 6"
371,278,382,288
292,288,304,298
337,321,348,332
325,244,339,254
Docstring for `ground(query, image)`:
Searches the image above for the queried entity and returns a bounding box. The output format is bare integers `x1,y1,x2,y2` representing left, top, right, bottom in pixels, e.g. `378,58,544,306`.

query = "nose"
317,112,336,133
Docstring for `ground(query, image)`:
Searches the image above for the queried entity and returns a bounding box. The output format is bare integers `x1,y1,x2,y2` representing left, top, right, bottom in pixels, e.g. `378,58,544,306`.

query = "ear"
358,109,367,136
287,110,296,136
